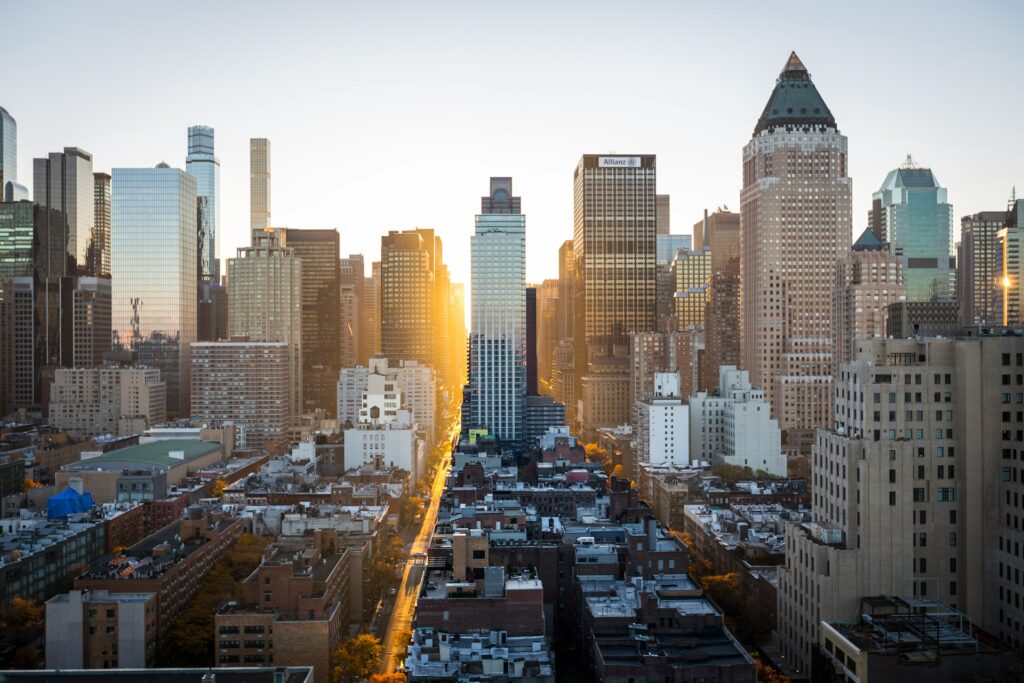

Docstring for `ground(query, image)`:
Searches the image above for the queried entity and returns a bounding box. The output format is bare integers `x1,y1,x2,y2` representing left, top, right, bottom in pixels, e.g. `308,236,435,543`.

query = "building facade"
186,125,221,282
249,138,270,231
670,248,711,328
191,341,289,449
92,172,111,277
465,177,526,445
959,210,1005,327
34,147,96,276
111,164,198,416
635,373,689,470
740,53,851,451
50,365,166,437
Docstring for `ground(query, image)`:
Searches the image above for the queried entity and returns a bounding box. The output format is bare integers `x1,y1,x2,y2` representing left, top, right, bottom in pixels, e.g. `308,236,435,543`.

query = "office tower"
996,199,1024,326
111,164,198,417
197,279,228,341
186,125,221,281
689,366,784,476
448,282,467,389
339,254,365,369
267,228,340,416
656,194,670,235
380,229,436,367
703,258,741,393
92,172,111,277
536,279,558,392
0,106,27,201
635,373,688,471
34,147,96,276
434,257,453,389
72,277,112,368
250,138,271,231
670,248,711,328
740,53,851,451
50,365,166,437
190,341,289,449
0,202,68,412
869,156,954,301
465,177,526,444
886,301,961,338
551,241,575,423
832,229,906,370
361,265,381,364
776,336,1024,673
525,395,566,445
696,208,741,272
228,229,303,421
526,286,538,396
655,233,692,328
573,154,657,361
959,210,1006,326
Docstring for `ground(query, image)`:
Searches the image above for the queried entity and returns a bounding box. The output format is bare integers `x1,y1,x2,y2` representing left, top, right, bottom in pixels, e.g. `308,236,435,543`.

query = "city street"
378,424,455,674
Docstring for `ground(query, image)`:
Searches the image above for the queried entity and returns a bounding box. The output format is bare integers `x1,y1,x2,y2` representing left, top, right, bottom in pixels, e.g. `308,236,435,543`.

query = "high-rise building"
526,286,538,396
832,229,906,371
50,365,166,437
34,147,96,276
656,194,670,235
111,164,198,417
703,257,741,393
228,229,303,420
573,154,656,360
959,210,1006,326
0,106,27,201
536,279,559,393
635,372,688,471
197,279,228,342
670,248,711,328
996,199,1024,326
689,366,784,477
92,172,111,277
0,201,69,412
655,233,691,328
776,336,1024,673
381,229,435,368
695,208,740,272
339,254,365,369
267,228,340,416
190,341,289,450
361,265,381,364
72,277,112,368
740,53,851,451
186,125,221,282
448,281,467,390
869,156,954,302
250,138,271,231
465,178,526,445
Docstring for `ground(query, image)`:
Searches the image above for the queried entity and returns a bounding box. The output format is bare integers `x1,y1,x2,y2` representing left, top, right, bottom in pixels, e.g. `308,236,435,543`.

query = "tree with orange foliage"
21,479,42,492
367,675,406,683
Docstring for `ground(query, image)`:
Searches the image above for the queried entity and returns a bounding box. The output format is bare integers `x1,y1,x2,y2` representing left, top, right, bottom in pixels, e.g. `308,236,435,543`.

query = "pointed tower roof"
852,228,884,252
753,52,837,136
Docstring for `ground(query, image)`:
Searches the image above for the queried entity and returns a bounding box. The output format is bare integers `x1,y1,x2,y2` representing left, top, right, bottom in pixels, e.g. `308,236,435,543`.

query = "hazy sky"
5,1,1023,289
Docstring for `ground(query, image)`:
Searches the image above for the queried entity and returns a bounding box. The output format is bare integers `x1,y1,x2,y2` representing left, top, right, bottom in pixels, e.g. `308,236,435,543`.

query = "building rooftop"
0,668,312,683
63,440,221,472
754,51,837,136
0,514,104,567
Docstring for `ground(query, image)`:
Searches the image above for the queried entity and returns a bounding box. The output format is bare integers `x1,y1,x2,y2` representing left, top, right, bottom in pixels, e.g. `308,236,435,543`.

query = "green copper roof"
67,439,221,469
852,228,884,252
754,52,837,136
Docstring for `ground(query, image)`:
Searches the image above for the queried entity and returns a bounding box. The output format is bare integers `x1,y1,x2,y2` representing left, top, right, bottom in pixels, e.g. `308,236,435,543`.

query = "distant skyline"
4,1,1023,288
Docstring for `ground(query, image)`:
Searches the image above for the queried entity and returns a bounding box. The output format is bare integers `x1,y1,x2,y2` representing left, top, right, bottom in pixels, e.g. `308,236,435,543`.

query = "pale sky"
5,1,1023,290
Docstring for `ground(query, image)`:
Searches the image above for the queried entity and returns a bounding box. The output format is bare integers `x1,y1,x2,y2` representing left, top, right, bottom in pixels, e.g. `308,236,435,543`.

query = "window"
913,488,926,502
949,532,957,547
889,491,897,506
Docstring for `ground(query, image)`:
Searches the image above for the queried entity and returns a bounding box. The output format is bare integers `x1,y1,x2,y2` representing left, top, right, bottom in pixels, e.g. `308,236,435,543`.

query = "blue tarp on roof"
47,487,94,518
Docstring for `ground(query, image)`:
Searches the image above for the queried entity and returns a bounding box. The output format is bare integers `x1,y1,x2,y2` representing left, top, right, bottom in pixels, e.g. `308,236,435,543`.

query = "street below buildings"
377,422,456,674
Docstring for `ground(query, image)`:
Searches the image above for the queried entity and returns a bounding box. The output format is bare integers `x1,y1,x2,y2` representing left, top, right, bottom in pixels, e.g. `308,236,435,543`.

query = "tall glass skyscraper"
870,156,954,302
0,106,25,201
250,138,271,231
112,164,198,416
466,177,526,444
186,125,221,281
33,147,96,276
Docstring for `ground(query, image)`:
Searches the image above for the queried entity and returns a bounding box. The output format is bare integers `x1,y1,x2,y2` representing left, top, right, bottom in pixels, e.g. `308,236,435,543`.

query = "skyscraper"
361,264,381,364
339,254,365,369
381,229,436,368
465,178,526,444
267,228,340,416
656,194,670,235
186,125,221,281
740,53,851,451
0,106,27,201
869,156,954,301
670,248,711,328
92,172,111,277
250,138,271,231
573,154,657,435
34,147,96,276
111,164,198,416
959,210,1006,326
228,229,303,421
695,208,740,272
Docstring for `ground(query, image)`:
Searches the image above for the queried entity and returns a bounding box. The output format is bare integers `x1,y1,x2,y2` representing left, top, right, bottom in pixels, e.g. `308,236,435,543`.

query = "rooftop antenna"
900,154,920,170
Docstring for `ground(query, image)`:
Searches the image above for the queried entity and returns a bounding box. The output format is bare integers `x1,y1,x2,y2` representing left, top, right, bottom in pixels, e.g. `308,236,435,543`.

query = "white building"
689,366,785,477
337,357,436,444
635,372,689,468
49,366,166,437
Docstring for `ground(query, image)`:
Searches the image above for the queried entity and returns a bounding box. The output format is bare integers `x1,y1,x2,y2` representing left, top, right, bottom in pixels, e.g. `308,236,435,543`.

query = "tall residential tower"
186,125,221,281
250,138,271,231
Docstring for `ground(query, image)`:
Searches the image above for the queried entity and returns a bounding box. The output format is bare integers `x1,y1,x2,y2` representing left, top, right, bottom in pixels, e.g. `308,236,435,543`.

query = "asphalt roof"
66,439,221,470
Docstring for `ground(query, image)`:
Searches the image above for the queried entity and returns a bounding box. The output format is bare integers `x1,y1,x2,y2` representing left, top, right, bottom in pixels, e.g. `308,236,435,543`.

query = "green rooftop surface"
69,439,221,468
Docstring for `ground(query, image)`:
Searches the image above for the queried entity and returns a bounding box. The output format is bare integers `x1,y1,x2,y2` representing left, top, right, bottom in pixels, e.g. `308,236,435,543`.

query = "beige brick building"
50,366,166,438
